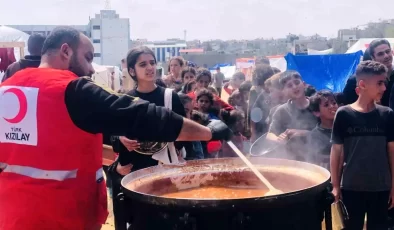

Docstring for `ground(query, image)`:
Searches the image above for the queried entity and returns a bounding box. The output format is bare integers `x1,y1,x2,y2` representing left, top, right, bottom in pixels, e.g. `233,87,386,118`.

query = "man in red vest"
0,26,231,230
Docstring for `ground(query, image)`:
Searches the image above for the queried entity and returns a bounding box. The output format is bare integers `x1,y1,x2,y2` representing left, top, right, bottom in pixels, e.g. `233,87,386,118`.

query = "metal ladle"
249,133,293,157
227,141,283,196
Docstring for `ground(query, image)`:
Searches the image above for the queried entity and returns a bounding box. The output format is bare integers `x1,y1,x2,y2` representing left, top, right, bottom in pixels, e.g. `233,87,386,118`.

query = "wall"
181,53,254,68
101,18,130,66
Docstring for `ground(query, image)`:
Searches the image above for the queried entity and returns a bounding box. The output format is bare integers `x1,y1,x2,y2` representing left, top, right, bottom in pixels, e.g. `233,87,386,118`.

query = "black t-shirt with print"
331,104,394,191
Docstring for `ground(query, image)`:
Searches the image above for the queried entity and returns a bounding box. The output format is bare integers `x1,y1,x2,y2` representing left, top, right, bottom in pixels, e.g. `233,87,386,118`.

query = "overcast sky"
0,0,392,41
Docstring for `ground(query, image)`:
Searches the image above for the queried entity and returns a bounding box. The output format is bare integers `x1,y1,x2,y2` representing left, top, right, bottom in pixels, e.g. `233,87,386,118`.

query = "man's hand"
278,129,309,141
389,189,394,209
332,186,341,203
119,136,140,152
116,163,133,176
207,120,233,141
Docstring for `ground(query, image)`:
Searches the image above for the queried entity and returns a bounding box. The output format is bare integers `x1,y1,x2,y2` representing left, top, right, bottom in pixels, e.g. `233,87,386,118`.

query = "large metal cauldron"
116,157,333,230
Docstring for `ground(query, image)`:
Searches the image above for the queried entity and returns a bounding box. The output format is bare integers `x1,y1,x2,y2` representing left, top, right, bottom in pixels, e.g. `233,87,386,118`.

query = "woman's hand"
119,136,140,151
116,163,133,176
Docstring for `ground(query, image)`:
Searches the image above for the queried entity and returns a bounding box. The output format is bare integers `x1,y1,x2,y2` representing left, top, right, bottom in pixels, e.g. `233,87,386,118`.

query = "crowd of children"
109,41,394,229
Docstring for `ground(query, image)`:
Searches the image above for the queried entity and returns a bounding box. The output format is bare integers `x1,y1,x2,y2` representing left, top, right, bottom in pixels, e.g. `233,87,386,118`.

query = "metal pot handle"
337,199,349,221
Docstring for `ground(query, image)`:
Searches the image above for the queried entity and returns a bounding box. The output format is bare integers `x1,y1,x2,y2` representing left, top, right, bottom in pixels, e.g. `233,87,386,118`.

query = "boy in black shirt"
307,90,338,170
331,61,394,230
267,71,317,160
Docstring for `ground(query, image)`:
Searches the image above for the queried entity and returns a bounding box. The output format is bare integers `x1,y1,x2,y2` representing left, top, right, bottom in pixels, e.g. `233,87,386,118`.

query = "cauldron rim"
120,157,331,208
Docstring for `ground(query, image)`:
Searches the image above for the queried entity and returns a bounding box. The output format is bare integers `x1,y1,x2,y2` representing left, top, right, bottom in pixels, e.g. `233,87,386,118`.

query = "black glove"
207,119,233,141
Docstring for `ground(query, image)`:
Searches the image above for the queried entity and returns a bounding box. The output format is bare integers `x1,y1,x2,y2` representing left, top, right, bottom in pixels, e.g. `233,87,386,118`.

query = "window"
93,39,101,43
94,53,101,57
92,25,101,30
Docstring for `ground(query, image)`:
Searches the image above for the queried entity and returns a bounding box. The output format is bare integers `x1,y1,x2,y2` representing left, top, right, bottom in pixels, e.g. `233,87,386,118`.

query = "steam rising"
250,107,263,123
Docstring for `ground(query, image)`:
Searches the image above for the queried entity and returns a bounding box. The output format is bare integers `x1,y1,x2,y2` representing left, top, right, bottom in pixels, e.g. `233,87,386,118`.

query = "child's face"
318,96,338,121
240,91,249,102
184,102,193,119
197,76,211,89
197,95,211,112
183,72,195,83
359,74,387,102
230,92,243,106
268,86,283,103
282,77,305,100
234,117,245,133
232,77,244,89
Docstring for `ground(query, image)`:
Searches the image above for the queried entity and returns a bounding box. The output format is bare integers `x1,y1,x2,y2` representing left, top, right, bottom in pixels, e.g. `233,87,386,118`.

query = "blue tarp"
285,51,363,92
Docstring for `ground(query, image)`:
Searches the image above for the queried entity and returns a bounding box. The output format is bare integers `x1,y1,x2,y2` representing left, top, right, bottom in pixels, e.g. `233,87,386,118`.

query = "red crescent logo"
2,88,28,123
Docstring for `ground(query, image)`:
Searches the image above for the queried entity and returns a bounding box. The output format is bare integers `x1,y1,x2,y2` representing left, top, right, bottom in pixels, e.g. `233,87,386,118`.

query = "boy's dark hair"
334,92,346,105
196,88,214,105
255,56,270,65
363,47,372,61
232,72,246,81
41,26,81,55
239,80,252,93
191,110,210,125
355,61,388,80
369,39,391,58
196,68,212,82
27,33,46,56
181,66,196,80
178,93,192,106
278,70,302,89
305,84,317,97
252,64,275,86
216,66,221,71
221,109,245,127
272,67,281,74
309,90,336,112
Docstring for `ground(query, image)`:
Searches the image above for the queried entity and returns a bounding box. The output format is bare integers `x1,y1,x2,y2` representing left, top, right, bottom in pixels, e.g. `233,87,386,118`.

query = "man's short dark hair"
309,90,335,112
355,61,388,80
363,47,372,61
27,34,46,56
305,84,317,97
369,39,391,58
41,26,81,55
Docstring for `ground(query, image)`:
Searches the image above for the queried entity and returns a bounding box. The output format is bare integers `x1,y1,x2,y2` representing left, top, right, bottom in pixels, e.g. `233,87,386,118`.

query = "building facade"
143,40,186,63
7,9,130,66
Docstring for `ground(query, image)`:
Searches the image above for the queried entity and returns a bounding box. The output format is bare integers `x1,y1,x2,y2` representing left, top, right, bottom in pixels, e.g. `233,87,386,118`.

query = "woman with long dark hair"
110,46,187,178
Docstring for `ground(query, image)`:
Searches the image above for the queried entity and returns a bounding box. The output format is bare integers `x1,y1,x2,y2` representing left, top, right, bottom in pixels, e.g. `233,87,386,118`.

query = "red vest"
0,68,107,230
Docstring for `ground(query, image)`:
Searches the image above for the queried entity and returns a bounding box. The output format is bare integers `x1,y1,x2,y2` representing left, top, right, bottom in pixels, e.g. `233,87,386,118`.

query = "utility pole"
104,0,111,9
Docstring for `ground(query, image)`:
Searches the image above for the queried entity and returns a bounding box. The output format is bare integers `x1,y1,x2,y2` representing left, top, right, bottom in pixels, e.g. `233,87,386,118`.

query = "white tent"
308,48,333,55
346,38,394,54
91,63,122,92
0,26,30,60
209,66,237,80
